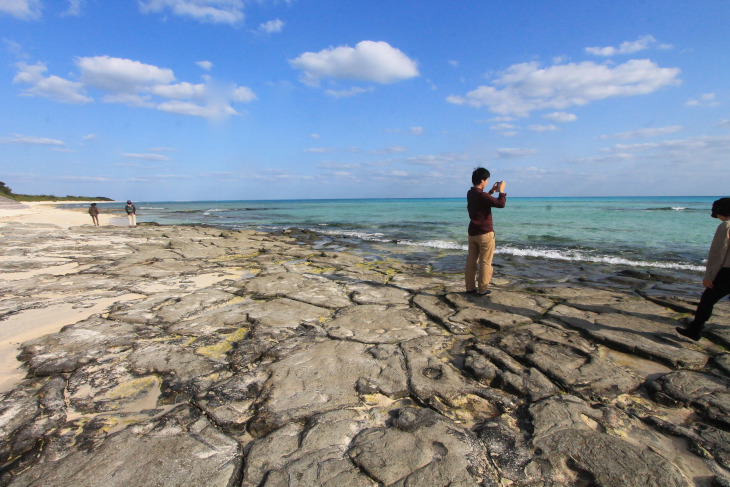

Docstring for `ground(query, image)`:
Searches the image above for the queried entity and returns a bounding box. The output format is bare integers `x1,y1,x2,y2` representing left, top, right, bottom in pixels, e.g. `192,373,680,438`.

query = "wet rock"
547,304,709,368
526,395,692,486
245,272,351,308
488,323,642,400
6,405,241,487
20,317,148,376
648,370,730,428
448,290,553,331
242,409,378,487
324,304,432,344
348,406,497,486
346,281,411,305
248,339,409,435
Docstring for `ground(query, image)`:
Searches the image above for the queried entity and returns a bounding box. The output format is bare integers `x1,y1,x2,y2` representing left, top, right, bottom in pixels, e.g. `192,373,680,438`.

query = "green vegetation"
0,181,112,202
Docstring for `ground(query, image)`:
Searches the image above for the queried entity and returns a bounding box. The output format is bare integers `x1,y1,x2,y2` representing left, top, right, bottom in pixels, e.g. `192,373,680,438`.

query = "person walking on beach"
465,167,506,296
88,203,100,226
125,200,137,227
677,197,730,341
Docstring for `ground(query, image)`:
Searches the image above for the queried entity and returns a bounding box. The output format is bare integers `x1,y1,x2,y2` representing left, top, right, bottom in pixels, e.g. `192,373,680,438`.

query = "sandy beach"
0,199,121,228
1,202,729,486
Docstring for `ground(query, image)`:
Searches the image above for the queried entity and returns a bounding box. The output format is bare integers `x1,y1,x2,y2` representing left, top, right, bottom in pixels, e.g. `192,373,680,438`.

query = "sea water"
79,196,721,274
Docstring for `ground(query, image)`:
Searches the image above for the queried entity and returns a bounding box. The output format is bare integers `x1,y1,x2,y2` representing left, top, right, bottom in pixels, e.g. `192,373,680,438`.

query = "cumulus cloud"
77,56,175,92
13,62,92,103
496,148,537,158
13,55,256,120
259,18,283,33
528,124,559,132
0,0,41,20
544,111,577,122
123,152,170,161
586,35,672,57
325,86,373,98
290,40,419,86
600,125,683,140
139,0,244,24
0,134,65,146
447,59,680,118
63,0,84,16
196,60,213,71
685,93,719,107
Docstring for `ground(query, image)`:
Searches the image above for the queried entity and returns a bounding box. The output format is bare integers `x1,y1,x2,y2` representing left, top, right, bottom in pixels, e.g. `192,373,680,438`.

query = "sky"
0,0,729,201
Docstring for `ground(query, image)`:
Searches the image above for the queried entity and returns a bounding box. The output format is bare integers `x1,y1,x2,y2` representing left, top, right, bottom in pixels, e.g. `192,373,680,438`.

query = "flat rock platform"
1,221,729,486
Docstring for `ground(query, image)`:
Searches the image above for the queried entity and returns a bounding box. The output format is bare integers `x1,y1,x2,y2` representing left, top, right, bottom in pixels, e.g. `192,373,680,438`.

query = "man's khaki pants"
465,232,495,293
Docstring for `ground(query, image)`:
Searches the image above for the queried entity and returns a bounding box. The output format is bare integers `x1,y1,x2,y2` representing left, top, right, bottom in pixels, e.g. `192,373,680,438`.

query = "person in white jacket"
677,197,730,341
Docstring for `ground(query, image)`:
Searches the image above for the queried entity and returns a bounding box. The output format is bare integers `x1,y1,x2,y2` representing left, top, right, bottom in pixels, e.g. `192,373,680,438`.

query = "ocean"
75,196,721,277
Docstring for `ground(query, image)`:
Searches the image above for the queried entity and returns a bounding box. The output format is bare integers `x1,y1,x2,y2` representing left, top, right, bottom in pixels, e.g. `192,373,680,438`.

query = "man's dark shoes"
466,289,477,294
477,289,492,296
676,326,701,342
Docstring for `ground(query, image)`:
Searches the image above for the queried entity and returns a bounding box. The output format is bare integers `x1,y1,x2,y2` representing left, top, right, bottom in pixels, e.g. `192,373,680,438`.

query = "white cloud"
123,153,170,161
290,40,419,86
585,35,672,56
447,59,680,118
685,93,719,107
448,60,459,68
528,124,559,132
310,133,320,139
0,0,41,20
370,146,407,155
259,18,283,33
77,56,175,92
82,134,96,141
490,123,516,131
14,55,256,120
544,111,577,122
139,0,244,24
719,119,730,128
600,125,683,140
410,126,423,136
325,86,373,98
196,60,213,71
13,62,92,103
63,0,84,16
496,148,537,158
405,153,466,166
0,134,64,146
157,100,237,119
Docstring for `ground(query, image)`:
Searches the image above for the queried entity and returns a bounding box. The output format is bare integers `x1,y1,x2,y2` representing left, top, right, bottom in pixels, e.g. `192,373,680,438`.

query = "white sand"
0,202,123,392
0,201,119,227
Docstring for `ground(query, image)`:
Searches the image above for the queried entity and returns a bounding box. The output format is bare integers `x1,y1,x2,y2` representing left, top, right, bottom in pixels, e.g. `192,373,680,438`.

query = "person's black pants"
691,267,730,331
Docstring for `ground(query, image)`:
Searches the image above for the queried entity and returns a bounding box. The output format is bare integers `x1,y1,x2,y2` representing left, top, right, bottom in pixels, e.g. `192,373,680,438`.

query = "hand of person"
703,278,714,289
497,180,506,193
490,182,500,193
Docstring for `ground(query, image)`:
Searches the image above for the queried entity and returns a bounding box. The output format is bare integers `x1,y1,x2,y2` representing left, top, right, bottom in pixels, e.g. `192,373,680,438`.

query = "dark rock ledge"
0,222,729,486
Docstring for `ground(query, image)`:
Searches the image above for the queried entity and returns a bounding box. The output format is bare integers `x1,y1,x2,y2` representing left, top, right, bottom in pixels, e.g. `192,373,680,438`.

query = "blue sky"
1,0,728,201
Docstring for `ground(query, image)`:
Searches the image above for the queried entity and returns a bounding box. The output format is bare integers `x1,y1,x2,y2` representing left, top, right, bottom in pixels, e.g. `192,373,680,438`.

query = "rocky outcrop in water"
1,222,729,486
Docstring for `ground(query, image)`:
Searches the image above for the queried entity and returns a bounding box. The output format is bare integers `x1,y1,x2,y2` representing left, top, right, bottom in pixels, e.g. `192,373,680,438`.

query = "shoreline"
1,202,729,485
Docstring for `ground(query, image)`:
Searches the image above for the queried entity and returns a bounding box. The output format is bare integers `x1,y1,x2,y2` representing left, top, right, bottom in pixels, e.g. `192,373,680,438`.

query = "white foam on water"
497,246,704,271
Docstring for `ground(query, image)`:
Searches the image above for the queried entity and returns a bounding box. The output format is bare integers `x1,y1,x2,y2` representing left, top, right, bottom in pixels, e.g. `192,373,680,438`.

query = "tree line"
0,181,112,202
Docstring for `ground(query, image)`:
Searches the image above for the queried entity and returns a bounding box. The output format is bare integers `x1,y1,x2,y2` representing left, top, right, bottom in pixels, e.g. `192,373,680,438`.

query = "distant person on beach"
677,197,730,341
465,167,506,296
88,203,100,226
125,200,137,227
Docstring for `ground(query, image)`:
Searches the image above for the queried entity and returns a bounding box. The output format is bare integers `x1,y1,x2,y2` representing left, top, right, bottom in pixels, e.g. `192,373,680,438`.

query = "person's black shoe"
477,289,492,296
676,327,701,342
466,289,477,294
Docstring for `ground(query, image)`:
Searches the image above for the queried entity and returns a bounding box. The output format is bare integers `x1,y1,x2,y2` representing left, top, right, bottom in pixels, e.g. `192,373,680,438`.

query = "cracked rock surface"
1,221,730,486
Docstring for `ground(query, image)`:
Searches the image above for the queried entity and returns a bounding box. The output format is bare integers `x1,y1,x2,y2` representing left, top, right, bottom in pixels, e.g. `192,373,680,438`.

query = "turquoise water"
79,196,722,272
